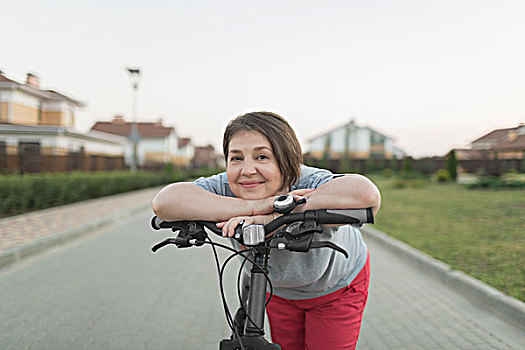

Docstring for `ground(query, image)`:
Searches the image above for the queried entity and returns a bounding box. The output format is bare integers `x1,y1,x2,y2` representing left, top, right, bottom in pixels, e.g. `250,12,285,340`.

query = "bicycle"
151,194,374,350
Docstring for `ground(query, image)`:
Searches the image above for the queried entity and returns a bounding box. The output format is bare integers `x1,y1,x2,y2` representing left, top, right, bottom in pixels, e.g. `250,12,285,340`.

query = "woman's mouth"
240,181,264,189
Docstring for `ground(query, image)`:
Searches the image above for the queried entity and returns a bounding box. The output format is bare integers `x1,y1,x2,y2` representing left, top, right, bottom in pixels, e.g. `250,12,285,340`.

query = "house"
457,123,525,160
305,119,405,160
471,123,525,159
0,71,126,173
91,116,187,168
0,72,83,127
193,144,221,169
176,137,194,169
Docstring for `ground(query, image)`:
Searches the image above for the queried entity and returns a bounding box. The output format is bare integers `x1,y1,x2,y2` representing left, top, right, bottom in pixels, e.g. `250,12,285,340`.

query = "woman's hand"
289,188,315,198
218,189,315,237
247,188,314,216
216,213,278,238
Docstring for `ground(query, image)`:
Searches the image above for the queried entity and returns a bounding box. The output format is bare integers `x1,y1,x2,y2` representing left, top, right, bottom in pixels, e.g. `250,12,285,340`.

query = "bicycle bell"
273,194,306,214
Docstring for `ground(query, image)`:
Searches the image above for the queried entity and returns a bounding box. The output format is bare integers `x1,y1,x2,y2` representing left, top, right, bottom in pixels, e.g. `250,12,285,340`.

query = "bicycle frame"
220,247,281,350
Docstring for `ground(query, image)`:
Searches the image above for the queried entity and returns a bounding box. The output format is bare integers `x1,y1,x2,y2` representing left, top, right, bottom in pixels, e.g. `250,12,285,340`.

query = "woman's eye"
257,155,269,160
230,156,242,162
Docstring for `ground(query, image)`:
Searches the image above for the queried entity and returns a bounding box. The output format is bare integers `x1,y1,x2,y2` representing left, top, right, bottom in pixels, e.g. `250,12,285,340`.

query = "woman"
152,111,381,350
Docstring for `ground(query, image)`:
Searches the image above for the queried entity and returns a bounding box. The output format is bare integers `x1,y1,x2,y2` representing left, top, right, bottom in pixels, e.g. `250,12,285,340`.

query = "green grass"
369,176,525,302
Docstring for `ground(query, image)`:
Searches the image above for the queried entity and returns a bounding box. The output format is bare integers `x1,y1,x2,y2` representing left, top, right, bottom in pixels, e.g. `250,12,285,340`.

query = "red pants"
266,254,370,350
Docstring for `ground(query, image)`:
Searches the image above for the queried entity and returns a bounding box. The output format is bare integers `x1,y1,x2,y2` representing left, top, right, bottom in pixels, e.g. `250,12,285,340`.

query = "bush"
382,168,394,178
434,169,451,182
0,170,212,217
467,175,525,189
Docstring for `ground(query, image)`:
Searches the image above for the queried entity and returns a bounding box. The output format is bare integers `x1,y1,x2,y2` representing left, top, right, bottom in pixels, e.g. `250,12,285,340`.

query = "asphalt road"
1,209,523,349
1,210,241,349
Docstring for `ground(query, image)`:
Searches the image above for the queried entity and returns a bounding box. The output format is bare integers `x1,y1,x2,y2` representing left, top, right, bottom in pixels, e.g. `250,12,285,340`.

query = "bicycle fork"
220,249,281,349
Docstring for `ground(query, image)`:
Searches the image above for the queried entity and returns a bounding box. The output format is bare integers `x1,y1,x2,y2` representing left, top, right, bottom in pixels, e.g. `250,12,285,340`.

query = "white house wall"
0,132,124,155
308,137,326,153
355,128,371,152
167,132,178,156
308,126,371,154
13,90,40,109
125,137,178,166
0,90,13,103
58,135,124,155
331,127,347,152
12,90,72,113
140,138,167,154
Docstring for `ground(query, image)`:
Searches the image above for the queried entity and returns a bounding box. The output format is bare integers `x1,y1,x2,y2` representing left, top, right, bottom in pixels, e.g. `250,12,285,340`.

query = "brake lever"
309,241,349,258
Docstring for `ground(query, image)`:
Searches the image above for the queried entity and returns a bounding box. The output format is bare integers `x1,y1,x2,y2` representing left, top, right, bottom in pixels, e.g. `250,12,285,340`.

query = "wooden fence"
0,153,126,174
303,156,524,176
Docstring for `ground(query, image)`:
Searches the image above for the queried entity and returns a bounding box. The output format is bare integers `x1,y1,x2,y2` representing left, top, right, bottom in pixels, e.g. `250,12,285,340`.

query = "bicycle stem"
245,250,268,337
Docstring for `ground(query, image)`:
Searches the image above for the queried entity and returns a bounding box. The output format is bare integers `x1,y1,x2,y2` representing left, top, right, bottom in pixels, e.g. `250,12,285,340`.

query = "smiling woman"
222,111,303,195
226,131,284,200
151,111,381,350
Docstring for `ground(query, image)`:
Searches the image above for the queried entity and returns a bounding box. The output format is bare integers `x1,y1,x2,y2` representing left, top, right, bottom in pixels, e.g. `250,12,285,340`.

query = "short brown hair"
223,112,303,191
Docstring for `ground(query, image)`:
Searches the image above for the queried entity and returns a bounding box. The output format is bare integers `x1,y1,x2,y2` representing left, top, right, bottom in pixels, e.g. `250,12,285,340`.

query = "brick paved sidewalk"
359,235,525,349
0,187,160,253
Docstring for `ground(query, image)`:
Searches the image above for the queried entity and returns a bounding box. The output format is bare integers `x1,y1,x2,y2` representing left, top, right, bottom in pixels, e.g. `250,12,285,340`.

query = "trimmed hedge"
467,174,525,189
0,168,222,216
434,169,451,182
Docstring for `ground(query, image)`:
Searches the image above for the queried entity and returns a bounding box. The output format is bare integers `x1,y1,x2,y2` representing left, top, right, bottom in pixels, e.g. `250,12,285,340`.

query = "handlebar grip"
316,208,374,225
151,216,191,230
151,216,166,230
150,217,244,243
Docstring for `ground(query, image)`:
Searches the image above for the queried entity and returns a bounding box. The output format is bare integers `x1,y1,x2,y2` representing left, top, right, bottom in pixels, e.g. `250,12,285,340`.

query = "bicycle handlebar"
152,207,373,234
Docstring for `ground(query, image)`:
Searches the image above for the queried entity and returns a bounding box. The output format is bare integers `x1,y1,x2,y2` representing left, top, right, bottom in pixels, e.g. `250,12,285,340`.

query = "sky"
1,0,524,158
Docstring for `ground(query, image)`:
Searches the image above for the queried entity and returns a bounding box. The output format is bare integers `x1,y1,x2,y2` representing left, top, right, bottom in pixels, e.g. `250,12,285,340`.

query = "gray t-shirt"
193,164,368,300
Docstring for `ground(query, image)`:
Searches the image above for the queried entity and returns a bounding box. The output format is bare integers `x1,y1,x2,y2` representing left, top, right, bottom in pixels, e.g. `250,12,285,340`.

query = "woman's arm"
301,174,381,215
217,178,380,237
151,182,275,222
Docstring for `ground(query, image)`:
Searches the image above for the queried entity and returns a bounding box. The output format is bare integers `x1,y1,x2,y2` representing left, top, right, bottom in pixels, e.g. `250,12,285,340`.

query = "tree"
403,156,413,173
320,135,332,170
446,150,458,181
338,125,352,173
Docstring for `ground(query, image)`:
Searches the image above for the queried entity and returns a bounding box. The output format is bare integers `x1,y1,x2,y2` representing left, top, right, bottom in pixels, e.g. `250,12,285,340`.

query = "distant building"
455,123,525,160
306,119,405,160
0,72,83,127
176,137,194,169
0,71,126,173
193,144,221,169
91,116,188,167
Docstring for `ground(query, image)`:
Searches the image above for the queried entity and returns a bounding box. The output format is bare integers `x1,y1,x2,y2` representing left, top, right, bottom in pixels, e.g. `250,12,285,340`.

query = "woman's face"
226,131,285,200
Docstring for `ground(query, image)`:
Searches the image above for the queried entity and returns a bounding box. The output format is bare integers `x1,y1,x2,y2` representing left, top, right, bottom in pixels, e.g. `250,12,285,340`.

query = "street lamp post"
127,67,141,173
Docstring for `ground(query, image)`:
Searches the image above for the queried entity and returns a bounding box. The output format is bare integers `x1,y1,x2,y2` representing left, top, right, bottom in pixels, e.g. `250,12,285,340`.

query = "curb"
0,204,151,270
361,225,525,332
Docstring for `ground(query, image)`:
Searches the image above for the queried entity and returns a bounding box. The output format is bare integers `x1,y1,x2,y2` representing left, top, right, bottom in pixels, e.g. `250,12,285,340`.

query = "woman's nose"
241,160,257,175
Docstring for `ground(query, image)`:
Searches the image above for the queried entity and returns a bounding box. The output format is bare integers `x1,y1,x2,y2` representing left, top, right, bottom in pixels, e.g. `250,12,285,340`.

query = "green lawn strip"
369,177,525,302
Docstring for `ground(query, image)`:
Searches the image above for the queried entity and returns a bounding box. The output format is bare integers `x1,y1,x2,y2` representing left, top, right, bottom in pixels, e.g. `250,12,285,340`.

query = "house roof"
0,74,17,83
306,119,393,142
306,120,355,141
0,73,84,106
492,134,525,150
91,120,174,138
471,126,518,143
178,137,191,148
